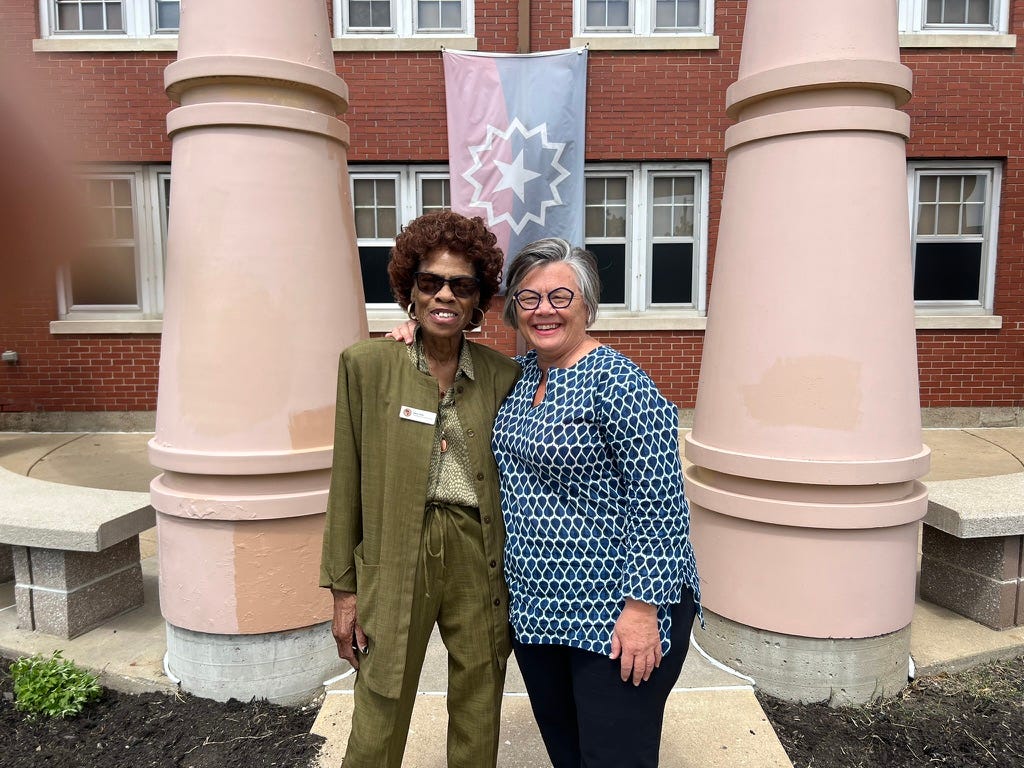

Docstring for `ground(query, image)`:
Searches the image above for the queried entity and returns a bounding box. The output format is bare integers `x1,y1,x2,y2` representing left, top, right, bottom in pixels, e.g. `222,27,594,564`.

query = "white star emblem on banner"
462,117,571,234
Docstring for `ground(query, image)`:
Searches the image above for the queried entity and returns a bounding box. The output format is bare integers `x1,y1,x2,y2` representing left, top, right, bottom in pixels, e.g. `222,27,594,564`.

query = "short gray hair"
502,238,601,329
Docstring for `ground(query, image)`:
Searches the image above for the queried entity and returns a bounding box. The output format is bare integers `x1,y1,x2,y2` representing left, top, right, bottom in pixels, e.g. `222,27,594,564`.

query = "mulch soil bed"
759,655,1024,768
0,656,325,768
3,653,1024,767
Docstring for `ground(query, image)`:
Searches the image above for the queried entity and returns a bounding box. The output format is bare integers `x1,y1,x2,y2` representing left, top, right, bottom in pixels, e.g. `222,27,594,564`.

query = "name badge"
399,405,437,425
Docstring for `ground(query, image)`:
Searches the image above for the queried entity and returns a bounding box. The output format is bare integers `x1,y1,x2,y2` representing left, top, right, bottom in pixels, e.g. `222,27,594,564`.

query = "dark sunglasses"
513,287,575,310
414,271,480,298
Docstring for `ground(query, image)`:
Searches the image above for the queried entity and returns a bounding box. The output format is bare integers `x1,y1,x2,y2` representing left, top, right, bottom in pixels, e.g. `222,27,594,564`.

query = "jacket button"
476,472,484,481
457,386,464,394
467,429,475,438
490,560,497,568
483,516,491,524
493,598,501,606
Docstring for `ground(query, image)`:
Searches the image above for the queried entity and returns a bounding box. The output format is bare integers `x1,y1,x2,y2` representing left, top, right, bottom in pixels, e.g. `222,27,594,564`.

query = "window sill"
331,36,477,52
33,37,178,52
914,314,1002,330
899,32,1016,48
591,312,707,331
32,35,481,54
50,319,163,334
569,34,719,51
47,313,1001,336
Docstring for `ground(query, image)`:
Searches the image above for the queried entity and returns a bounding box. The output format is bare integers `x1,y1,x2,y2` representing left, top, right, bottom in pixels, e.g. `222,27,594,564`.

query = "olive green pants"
343,504,505,768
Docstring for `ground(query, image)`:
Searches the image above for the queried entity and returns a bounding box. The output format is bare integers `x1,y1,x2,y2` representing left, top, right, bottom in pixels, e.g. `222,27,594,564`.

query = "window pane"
585,177,627,238
655,0,698,29
929,0,968,23
353,179,376,208
156,1,180,30
359,245,395,304
353,178,398,237
588,243,626,305
350,0,391,27
418,0,440,29
440,0,461,28
421,179,450,211
376,180,396,206
71,246,138,305
112,178,132,206
651,242,693,304
936,203,961,234
57,2,81,30
106,1,122,30
914,242,982,301
113,207,135,239
349,1,372,26
917,205,936,236
354,208,377,237
919,175,938,202
377,207,398,237
81,2,105,30
587,0,629,28
651,176,695,237
968,0,991,24
937,176,962,202
962,202,985,235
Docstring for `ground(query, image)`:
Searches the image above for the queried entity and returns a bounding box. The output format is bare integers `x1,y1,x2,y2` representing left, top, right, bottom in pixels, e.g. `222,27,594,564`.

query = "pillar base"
165,621,346,706
697,609,910,706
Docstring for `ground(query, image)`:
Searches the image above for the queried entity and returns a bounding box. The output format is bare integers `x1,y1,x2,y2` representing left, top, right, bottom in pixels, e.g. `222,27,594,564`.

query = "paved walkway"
1,429,1023,767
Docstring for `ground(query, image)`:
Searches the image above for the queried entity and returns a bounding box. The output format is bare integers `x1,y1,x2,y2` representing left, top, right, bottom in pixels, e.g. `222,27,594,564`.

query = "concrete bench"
920,472,1024,630
0,466,155,638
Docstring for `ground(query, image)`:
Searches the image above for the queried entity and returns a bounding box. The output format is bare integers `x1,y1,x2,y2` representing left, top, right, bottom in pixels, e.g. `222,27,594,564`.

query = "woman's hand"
331,589,368,669
385,320,418,344
609,598,661,686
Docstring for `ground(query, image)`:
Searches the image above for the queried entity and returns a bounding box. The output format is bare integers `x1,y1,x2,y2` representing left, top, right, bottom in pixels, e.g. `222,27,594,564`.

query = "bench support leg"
920,525,1024,630
12,537,145,638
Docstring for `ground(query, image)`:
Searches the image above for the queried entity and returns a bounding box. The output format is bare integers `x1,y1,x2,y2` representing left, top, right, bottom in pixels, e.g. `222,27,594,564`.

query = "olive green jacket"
319,338,520,699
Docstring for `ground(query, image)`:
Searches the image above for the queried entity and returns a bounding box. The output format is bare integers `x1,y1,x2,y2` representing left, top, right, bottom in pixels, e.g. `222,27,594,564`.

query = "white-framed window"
899,0,1009,34
575,0,713,37
908,161,1000,313
41,0,180,37
58,165,170,320
336,0,471,37
584,163,709,313
350,166,451,305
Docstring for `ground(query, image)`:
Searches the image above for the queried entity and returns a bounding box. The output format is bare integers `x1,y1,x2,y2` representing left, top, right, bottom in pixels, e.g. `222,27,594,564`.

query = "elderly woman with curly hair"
319,210,520,768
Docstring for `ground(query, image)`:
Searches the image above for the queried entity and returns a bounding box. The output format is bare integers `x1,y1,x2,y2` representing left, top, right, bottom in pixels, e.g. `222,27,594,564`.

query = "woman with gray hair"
492,238,702,768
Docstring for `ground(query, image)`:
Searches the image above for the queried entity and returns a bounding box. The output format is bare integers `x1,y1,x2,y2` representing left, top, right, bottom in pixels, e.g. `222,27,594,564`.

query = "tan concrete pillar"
149,0,366,703
685,0,930,704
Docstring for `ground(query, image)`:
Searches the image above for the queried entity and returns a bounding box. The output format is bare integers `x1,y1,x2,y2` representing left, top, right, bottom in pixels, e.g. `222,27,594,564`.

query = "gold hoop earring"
407,303,417,321
470,306,485,327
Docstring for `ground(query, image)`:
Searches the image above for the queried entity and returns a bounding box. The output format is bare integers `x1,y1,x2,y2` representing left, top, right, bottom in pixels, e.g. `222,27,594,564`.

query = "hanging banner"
443,48,587,268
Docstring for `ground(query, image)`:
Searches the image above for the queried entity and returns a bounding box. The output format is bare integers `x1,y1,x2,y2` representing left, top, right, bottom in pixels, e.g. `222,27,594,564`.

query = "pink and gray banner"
443,48,588,269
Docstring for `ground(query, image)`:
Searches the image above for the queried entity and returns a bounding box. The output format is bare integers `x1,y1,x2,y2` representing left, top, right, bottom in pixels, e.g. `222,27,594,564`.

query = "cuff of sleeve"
319,565,356,593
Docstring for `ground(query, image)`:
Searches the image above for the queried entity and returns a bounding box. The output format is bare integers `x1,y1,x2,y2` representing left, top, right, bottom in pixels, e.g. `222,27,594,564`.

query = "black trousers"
513,596,697,768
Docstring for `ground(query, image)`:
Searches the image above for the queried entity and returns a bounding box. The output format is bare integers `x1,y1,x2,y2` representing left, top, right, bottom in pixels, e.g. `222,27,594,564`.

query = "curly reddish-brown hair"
388,211,504,327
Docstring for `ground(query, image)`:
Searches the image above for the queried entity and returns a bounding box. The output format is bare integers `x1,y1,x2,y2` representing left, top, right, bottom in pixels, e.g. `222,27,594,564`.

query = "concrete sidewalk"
1,429,1023,767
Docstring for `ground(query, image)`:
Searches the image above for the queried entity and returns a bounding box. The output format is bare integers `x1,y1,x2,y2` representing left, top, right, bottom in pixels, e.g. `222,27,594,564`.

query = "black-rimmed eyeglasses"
513,287,575,311
414,271,480,299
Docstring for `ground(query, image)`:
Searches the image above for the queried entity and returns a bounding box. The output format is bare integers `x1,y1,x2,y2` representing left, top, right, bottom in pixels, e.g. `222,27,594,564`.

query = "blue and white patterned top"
493,345,702,656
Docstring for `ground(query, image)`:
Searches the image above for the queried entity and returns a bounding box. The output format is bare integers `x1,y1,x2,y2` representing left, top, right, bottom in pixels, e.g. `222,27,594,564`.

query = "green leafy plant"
10,650,102,719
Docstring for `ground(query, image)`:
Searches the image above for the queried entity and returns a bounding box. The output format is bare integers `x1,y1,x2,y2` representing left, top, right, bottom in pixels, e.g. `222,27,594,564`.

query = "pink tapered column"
685,0,930,704
149,0,366,703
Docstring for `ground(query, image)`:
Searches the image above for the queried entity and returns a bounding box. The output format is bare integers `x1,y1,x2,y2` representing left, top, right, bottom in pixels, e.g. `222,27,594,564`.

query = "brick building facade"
1,1,1020,428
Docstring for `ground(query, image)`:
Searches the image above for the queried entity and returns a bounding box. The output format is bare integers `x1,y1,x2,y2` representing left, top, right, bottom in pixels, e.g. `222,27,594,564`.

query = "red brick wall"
1,0,1021,414
900,2,1024,407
